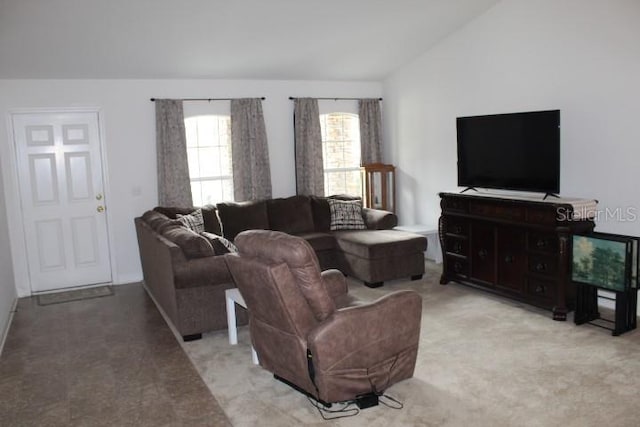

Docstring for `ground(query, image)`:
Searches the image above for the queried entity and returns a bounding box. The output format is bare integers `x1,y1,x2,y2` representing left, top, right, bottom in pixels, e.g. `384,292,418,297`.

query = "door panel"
12,111,111,292
70,216,100,266
65,152,93,201
30,154,59,204
35,219,66,271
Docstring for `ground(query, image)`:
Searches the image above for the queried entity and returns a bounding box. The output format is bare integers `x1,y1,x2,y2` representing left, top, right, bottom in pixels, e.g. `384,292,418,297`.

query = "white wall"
0,159,17,351
0,79,382,297
383,0,640,236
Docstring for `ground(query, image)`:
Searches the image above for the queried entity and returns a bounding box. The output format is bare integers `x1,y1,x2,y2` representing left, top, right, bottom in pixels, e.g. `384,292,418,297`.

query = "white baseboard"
140,282,182,342
113,274,143,286
0,297,18,356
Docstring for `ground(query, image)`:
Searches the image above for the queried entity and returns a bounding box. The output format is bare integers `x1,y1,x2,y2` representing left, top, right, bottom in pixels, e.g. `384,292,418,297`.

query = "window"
184,115,234,206
320,112,361,197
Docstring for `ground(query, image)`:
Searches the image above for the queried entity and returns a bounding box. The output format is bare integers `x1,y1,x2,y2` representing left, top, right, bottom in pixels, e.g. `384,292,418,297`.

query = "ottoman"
333,230,428,287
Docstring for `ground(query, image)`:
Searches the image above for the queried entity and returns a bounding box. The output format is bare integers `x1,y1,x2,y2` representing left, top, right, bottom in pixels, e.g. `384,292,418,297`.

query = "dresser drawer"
526,208,558,225
525,278,556,305
469,201,525,221
446,256,468,278
445,238,468,256
528,233,558,253
444,219,469,236
529,255,558,276
442,197,468,212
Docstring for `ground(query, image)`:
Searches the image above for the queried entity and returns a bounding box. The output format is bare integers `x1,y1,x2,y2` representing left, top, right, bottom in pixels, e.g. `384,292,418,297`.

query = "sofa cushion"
267,196,315,234
155,219,183,235
141,210,171,231
217,200,269,240
295,232,336,252
327,199,367,231
161,223,215,259
177,208,205,233
154,205,222,235
310,196,331,232
333,230,427,259
200,232,238,255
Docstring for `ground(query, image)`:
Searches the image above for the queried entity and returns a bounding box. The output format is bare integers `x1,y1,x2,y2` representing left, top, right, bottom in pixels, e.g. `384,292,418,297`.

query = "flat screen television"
457,109,560,194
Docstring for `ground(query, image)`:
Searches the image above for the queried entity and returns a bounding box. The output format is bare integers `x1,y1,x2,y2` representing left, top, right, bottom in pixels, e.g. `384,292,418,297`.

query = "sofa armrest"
321,269,348,299
136,218,182,321
173,255,232,288
362,208,398,230
307,290,421,370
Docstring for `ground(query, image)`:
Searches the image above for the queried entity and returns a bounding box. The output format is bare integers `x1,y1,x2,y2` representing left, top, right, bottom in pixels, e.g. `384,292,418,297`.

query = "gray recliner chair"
225,229,422,404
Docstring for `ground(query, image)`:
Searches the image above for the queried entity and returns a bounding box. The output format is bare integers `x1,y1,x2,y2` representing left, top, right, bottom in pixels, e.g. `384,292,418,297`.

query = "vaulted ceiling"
0,0,499,80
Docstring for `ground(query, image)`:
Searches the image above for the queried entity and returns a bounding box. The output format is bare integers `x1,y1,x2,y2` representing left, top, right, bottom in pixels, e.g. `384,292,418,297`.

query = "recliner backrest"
226,254,319,336
234,230,336,321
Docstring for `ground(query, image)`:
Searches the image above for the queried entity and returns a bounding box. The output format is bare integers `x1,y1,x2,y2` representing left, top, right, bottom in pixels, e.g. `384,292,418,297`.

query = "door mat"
37,285,114,306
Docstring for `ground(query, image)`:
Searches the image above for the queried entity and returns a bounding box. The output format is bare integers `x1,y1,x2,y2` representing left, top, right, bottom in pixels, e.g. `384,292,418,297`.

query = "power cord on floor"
306,393,404,420
306,396,360,420
379,393,403,410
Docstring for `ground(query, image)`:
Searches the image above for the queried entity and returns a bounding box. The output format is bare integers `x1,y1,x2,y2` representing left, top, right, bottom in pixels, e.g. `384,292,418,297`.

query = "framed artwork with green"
571,232,639,292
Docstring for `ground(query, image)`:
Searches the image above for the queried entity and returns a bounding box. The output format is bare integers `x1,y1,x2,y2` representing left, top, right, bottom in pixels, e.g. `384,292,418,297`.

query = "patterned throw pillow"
176,209,205,233
327,199,367,231
200,232,238,255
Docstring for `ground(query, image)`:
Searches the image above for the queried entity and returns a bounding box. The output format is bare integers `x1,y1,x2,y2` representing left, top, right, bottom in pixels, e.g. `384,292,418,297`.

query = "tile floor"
0,283,231,427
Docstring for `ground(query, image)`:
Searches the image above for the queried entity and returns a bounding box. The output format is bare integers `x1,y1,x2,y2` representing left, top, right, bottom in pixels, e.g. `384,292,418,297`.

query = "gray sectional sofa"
135,195,427,340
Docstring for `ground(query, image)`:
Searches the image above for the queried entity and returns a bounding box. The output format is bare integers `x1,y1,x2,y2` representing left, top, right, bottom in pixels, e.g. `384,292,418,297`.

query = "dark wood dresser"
439,192,595,320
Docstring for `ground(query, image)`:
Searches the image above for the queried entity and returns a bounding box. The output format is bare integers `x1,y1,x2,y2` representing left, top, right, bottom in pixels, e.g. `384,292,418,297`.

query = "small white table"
225,288,258,364
394,224,443,264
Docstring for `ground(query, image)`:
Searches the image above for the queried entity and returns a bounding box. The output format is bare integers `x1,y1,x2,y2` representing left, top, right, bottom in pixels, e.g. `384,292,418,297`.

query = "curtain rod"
150,97,265,102
288,97,382,101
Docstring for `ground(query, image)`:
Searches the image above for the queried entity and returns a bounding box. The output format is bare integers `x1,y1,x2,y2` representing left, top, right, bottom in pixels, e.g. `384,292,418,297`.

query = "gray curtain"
358,99,383,164
155,99,193,206
230,98,272,201
294,98,324,196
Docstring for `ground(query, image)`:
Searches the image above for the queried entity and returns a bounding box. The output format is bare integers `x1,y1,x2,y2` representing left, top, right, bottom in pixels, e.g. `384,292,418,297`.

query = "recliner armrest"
307,290,422,371
321,269,348,299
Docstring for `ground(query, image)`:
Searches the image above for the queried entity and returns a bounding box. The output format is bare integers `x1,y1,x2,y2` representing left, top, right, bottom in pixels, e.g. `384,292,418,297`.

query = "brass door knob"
97,206,105,213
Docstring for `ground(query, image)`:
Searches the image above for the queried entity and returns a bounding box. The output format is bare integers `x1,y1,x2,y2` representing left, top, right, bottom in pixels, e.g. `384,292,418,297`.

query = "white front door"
11,111,112,293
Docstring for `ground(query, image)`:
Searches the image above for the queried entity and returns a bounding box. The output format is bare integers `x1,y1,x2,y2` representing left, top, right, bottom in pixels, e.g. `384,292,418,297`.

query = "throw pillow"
327,199,367,231
161,224,214,259
216,200,269,241
266,196,315,234
176,209,205,233
200,232,238,255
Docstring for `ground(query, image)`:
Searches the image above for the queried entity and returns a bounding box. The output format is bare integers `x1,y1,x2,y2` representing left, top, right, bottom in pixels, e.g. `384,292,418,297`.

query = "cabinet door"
496,227,527,294
470,221,496,285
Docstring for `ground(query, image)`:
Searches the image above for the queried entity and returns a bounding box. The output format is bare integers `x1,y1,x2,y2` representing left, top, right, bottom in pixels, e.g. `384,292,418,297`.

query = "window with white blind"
184,115,234,206
320,112,362,197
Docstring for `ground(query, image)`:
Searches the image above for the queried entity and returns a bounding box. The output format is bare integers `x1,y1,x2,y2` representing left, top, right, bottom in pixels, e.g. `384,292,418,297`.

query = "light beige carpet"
182,262,640,426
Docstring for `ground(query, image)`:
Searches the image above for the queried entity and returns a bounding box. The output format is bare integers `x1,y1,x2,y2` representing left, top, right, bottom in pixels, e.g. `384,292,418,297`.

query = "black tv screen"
457,110,560,194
